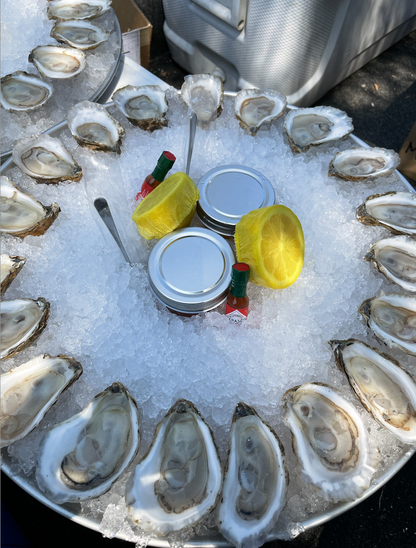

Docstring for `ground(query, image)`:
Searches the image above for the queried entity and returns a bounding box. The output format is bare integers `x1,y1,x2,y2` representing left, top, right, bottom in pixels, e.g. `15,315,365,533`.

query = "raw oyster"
218,403,288,548
359,291,416,356
67,101,125,153
13,135,82,183
126,399,222,534
1,298,50,360
1,354,83,448
29,45,86,79
47,0,112,21
282,382,380,502
328,147,400,181
365,236,416,293
1,255,26,295
356,191,416,236
36,382,140,504
331,339,416,444
112,85,168,131
234,89,287,136
284,106,353,153
1,176,60,236
181,74,224,129
51,19,110,50
1,71,53,112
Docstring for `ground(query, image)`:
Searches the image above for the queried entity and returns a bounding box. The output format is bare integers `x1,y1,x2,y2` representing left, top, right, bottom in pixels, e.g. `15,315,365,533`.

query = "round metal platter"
148,227,235,313
196,165,275,236
1,96,415,545
0,8,122,164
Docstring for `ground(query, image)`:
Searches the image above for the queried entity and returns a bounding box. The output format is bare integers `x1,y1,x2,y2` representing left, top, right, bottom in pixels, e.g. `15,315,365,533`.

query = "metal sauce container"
148,227,235,314
197,165,275,236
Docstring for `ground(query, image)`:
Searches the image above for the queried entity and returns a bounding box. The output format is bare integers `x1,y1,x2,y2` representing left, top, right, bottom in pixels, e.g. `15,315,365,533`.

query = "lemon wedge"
132,172,199,240
235,205,304,289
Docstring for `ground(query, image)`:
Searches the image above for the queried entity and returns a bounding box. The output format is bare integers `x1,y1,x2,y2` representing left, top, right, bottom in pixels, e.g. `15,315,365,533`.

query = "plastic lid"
232,263,250,284
152,151,176,181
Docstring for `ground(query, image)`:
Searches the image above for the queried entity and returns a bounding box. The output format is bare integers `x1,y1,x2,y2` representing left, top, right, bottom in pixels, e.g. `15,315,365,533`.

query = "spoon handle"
185,111,198,176
94,197,131,264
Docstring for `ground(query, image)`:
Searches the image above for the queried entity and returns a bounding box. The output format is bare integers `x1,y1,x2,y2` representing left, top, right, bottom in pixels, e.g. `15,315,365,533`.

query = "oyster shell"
112,85,168,131
51,19,110,50
36,382,140,504
13,135,82,183
1,354,83,448
218,402,288,548
330,339,416,444
328,147,400,181
1,298,50,360
67,101,125,153
1,176,60,236
1,255,26,295
282,382,380,502
356,191,416,236
234,89,287,136
126,399,222,535
47,0,112,21
29,45,86,79
284,106,353,153
365,236,416,293
359,291,416,356
181,74,224,129
1,71,53,112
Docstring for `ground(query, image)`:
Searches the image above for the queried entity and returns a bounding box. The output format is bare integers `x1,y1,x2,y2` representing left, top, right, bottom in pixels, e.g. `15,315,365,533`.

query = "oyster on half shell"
1,176,60,236
328,147,400,182
1,255,26,295
36,382,140,504
47,0,112,21
218,403,288,548
234,88,287,136
13,135,82,184
1,298,50,360
51,19,110,50
67,101,125,153
365,236,416,293
1,71,53,112
181,74,224,129
126,399,222,535
29,45,86,79
284,106,353,153
1,354,83,448
359,291,416,356
112,85,168,131
356,192,416,236
282,382,380,502
330,339,416,444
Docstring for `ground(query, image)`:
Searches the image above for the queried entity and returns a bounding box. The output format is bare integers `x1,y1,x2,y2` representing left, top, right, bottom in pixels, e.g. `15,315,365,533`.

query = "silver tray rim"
0,7,123,164
1,94,415,545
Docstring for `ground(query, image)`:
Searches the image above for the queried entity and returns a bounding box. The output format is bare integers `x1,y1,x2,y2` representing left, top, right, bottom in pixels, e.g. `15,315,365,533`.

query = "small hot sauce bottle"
135,151,176,201
226,263,250,324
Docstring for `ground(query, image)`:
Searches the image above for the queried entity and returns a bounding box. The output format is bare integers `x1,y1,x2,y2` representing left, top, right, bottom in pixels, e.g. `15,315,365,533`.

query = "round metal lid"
148,227,235,313
196,164,275,236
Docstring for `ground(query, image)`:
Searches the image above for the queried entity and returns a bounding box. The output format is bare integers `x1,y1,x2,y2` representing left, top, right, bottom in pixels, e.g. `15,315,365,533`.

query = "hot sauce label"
226,305,248,324
135,180,154,201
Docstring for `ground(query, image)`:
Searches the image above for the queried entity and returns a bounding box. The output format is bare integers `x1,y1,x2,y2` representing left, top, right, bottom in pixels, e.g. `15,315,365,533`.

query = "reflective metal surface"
148,227,235,313
197,164,275,235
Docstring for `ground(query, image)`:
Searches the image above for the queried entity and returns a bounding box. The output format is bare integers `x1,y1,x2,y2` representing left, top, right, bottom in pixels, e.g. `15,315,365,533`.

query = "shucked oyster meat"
1,298,50,360
1,255,26,295
218,403,287,548
1,71,53,112
1,176,60,236
234,88,287,136
356,191,416,236
181,74,224,129
331,339,416,444
47,0,112,21
365,236,416,293
112,85,168,131
29,45,86,79
51,20,110,50
36,382,140,504
282,382,380,502
13,135,82,184
359,291,416,356
328,147,400,181
126,399,222,535
1,354,83,448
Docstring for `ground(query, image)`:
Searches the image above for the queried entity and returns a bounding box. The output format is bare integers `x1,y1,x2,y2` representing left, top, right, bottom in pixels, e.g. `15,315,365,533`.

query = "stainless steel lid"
196,164,276,236
148,227,235,313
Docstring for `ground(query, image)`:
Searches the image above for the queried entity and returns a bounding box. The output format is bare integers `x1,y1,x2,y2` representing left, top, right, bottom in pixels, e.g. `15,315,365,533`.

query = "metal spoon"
185,111,197,176
94,197,131,264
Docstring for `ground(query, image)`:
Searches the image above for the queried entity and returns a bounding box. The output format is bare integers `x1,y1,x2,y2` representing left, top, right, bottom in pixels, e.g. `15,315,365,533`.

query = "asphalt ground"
2,27,416,548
